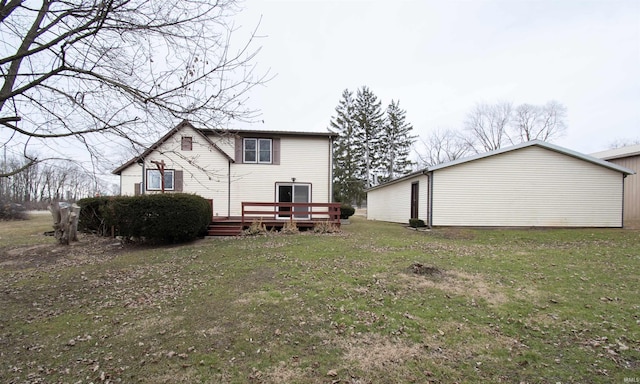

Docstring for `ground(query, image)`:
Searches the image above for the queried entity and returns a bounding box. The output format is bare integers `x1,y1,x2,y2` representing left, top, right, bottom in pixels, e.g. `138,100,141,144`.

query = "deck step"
207,224,243,237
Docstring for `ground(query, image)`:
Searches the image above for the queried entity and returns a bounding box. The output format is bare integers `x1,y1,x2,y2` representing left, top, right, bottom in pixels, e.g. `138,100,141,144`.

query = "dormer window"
244,138,272,164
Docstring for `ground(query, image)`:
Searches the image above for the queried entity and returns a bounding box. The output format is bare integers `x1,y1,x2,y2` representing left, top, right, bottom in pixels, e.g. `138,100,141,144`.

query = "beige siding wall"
367,174,429,224
432,146,624,227
119,125,231,216
117,130,332,217
228,136,332,216
607,156,640,228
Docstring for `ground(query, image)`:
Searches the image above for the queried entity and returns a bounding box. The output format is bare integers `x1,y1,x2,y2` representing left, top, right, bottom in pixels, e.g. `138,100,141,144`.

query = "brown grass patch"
258,362,309,383
341,333,422,371
397,269,508,305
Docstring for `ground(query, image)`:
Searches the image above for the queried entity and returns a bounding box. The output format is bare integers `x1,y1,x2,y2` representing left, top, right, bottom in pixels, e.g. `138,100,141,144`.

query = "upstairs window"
181,136,192,151
147,169,175,191
244,138,272,164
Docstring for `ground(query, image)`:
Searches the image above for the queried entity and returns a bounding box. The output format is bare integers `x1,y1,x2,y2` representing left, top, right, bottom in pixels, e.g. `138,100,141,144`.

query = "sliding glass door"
277,183,310,219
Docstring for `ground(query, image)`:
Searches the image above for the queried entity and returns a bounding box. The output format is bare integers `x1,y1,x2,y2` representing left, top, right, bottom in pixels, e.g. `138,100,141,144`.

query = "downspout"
228,160,231,217
621,174,626,228
328,136,334,202
428,170,434,229
138,158,145,195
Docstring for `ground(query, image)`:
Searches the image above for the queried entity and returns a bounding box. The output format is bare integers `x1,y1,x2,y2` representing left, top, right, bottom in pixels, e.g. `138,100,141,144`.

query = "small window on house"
181,136,192,151
244,138,272,164
147,169,175,191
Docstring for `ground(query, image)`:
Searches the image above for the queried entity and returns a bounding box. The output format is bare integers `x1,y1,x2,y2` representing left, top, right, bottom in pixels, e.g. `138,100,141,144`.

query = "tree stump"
48,202,81,245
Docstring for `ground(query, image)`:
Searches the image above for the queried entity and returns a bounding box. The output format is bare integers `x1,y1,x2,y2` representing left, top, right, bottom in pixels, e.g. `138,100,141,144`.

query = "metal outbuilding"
367,140,635,228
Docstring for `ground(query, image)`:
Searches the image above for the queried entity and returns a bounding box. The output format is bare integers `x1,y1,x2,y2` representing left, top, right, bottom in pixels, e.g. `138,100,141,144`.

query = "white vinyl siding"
118,124,230,216
367,174,429,224
229,136,331,216
432,146,623,227
116,125,333,218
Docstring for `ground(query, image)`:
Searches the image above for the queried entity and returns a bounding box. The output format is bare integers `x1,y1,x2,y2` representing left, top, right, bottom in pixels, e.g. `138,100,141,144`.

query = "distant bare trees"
416,128,470,167
609,138,640,149
465,102,513,152
417,100,568,167
0,155,113,207
511,101,568,143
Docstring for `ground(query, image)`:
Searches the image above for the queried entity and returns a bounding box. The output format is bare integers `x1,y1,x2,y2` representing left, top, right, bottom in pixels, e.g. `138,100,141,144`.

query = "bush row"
77,194,212,243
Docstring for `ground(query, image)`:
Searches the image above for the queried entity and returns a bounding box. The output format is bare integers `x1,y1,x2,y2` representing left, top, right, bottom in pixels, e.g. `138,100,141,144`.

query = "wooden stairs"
207,221,243,237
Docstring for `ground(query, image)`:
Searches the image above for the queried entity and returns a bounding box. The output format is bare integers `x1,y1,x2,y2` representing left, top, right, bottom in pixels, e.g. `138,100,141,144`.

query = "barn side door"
410,182,419,219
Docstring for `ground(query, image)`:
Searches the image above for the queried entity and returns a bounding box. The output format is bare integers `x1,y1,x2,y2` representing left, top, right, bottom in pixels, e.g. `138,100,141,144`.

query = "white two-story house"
113,120,338,234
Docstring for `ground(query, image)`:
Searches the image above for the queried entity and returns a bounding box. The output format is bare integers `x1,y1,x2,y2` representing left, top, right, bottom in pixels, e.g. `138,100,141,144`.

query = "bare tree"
609,137,640,149
464,102,513,153
510,101,567,143
1,0,266,178
416,128,470,167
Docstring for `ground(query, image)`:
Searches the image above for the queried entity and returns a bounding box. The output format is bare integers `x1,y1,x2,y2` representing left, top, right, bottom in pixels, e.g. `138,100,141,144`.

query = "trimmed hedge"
409,218,426,228
78,194,212,243
340,204,355,219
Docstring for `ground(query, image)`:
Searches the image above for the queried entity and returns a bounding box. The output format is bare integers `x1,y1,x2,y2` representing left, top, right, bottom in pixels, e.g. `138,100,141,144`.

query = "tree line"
329,86,415,206
0,156,115,208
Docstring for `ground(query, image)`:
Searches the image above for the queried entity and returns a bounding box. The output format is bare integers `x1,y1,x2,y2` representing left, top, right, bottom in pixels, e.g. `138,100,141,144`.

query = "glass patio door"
277,184,310,219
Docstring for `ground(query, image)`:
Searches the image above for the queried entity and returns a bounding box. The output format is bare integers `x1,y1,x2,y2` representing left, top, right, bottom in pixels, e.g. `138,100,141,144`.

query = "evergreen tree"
380,100,415,181
329,86,416,205
353,86,385,187
330,89,365,205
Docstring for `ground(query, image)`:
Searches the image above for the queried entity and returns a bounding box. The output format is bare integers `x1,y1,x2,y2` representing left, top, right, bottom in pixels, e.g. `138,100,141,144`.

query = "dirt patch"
409,263,443,277
0,235,127,270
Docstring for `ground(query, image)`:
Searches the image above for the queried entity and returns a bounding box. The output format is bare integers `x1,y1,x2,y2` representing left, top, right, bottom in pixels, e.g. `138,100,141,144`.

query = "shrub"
313,220,341,234
77,196,113,235
280,220,299,234
244,219,267,236
87,193,211,243
409,218,426,228
340,204,355,219
0,198,27,220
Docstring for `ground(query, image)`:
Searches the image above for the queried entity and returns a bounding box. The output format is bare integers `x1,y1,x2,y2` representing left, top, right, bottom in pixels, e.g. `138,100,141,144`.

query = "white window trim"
244,138,272,164
146,169,175,191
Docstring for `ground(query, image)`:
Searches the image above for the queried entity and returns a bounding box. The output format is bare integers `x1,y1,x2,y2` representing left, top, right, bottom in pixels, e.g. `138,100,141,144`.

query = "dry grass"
0,216,638,383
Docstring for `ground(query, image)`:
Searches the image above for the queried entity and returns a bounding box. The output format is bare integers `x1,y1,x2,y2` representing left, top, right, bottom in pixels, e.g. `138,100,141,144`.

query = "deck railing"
241,202,341,227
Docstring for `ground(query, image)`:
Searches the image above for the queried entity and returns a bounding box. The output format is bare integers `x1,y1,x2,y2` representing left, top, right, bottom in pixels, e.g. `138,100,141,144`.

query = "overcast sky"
231,0,640,154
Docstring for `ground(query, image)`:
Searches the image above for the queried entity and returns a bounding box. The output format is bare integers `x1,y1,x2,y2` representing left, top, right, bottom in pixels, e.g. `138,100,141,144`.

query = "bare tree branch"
416,128,470,167
1,0,267,178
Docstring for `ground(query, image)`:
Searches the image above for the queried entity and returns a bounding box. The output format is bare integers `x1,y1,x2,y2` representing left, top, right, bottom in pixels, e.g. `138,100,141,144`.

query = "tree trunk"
48,202,81,245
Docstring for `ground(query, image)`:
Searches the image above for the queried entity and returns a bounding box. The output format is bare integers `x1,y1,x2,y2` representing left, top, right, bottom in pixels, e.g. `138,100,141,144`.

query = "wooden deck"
207,202,341,236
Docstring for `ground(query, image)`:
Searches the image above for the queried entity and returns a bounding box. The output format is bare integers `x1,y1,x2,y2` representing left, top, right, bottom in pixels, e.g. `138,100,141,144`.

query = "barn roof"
591,143,640,160
428,140,635,175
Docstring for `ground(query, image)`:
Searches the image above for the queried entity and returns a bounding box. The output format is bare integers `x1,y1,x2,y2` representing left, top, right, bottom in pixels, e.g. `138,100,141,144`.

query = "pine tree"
380,100,415,181
353,86,384,187
330,89,365,205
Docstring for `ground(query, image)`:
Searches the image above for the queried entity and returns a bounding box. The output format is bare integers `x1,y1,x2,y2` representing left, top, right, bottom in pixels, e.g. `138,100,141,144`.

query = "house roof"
113,120,337,175
590,144,640,160
367,140,635,192
198,128,338,138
